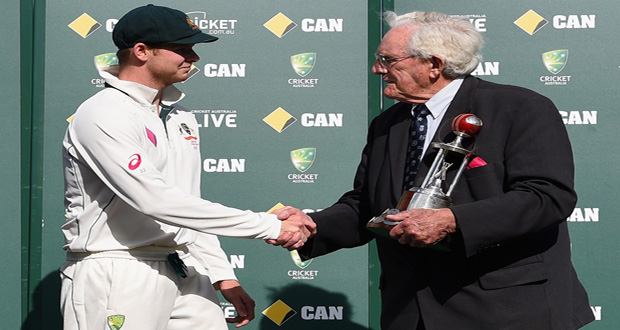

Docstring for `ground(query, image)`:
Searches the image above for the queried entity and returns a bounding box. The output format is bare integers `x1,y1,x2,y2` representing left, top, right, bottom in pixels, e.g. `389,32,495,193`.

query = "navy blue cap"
113,4,218,49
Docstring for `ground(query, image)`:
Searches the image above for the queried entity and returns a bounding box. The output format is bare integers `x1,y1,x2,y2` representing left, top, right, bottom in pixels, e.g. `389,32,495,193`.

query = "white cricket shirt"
62,67,281,252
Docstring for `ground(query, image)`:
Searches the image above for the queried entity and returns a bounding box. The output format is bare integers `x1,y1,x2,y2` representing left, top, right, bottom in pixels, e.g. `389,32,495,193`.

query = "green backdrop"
9,0,617,329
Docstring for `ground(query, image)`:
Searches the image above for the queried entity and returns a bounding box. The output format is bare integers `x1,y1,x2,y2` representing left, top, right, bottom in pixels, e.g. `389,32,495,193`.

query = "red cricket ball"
451,114,483,137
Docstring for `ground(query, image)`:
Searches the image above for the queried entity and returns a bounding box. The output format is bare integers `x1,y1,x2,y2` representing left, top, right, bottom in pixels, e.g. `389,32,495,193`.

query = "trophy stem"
422,149,447,188
446,156,469,197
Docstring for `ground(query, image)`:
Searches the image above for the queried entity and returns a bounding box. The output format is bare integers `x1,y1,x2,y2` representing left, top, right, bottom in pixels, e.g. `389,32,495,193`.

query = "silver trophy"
367,114,483,249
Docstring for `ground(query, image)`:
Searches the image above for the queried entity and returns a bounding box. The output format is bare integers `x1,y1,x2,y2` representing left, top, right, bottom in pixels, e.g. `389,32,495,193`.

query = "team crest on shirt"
179,123,199,146
107,315,125,329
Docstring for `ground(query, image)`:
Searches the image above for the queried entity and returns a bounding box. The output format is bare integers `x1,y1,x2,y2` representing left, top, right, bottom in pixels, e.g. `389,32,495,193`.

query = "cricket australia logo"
288,52,319,87
290,250,312,269
107,315,125,330
288,249,318,280
539,49,571,86
542,49,568,74
288,148,318,183
94,53,118,71
290,148,316,172
291,53,316,77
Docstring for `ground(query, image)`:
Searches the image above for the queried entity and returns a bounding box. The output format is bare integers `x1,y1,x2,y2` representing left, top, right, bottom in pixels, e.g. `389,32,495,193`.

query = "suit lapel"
388,103,413,203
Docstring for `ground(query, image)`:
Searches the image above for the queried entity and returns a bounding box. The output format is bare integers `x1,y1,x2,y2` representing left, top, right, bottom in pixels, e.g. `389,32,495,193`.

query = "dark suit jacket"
299,76,594,330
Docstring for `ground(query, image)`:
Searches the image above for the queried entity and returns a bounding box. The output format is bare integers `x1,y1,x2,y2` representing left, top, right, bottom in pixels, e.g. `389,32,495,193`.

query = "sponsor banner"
26,1,619,330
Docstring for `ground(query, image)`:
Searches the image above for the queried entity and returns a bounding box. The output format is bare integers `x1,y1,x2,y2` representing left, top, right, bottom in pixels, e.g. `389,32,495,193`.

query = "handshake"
267,206,316,250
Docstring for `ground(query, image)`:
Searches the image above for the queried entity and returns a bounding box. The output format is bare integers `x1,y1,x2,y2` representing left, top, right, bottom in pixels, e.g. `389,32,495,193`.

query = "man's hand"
267,206,317,250
386,208,456,247
214,280,255,328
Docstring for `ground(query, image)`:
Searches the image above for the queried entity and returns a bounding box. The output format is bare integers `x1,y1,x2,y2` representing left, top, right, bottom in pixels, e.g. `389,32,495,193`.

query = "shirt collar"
100,65,185,108
417,76,464,119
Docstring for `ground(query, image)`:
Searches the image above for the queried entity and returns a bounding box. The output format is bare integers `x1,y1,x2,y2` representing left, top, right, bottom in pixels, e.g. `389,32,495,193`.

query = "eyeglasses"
374,53,415,68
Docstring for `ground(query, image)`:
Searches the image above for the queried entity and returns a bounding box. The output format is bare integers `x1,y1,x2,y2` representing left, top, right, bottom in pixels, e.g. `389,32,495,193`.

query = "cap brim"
171,32,218,44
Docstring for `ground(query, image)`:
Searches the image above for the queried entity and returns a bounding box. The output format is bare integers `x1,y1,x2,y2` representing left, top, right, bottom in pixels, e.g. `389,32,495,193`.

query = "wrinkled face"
146,43,200,86
372,25,435,103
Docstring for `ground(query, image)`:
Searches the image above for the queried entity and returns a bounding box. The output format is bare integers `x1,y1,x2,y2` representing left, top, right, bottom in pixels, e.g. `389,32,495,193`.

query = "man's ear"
429,55,446,79
132,43,150,62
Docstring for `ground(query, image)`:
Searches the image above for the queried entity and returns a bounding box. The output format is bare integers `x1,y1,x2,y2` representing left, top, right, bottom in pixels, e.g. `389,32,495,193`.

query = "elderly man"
275,10,594,330
60,5,313,330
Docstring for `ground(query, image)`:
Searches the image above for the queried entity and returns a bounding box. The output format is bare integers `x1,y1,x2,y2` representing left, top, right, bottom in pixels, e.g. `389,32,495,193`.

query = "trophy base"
366,208,401,237
366,210,451,252
366,218,398,237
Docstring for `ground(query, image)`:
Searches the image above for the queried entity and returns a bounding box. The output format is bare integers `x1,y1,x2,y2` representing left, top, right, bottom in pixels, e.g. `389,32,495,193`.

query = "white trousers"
60,249,227,330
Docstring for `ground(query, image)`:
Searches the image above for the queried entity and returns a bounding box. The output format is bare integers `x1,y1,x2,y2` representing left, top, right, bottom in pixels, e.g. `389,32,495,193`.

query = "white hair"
384,11,484,77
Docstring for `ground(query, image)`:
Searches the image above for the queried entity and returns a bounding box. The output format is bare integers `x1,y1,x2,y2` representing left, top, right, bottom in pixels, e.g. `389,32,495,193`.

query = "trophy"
366,114,483,250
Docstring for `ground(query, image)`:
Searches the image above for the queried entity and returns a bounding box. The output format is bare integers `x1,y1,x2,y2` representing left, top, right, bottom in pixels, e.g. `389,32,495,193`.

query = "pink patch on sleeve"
146,128,157,146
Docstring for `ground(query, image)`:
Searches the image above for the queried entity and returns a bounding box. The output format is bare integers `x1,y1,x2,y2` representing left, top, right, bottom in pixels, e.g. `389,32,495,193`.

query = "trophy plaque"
366,114,483,250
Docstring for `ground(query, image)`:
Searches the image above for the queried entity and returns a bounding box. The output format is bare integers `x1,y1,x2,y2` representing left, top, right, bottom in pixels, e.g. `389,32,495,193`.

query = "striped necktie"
403,104,430,191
